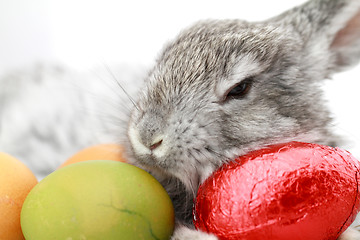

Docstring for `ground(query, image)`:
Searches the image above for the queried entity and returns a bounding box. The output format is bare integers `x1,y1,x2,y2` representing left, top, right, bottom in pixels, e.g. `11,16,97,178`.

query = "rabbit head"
127,0,360,193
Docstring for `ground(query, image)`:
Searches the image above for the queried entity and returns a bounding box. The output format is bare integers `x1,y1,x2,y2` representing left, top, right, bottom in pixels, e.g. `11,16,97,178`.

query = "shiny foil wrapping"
193,142,360,240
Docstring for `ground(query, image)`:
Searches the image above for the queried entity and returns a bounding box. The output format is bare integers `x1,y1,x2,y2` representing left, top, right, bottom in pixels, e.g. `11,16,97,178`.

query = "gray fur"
127,0,360,239
0,64,145,179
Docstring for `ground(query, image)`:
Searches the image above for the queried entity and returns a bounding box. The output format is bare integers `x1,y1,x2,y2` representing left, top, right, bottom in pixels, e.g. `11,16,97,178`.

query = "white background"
0,0,359,156
0,0,309,70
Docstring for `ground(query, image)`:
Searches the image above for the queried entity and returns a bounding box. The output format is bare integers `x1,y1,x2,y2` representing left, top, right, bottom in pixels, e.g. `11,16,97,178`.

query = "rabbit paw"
338,227,360,240
171,225,218,240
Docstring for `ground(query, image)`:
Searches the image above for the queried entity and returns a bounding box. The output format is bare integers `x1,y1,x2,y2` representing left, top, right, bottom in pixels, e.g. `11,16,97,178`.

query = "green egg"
21,161,174,240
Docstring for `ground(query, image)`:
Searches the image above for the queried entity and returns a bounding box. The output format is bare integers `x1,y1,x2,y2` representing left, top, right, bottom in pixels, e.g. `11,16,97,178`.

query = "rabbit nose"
138,127,165,151
135,110,166,152
149,139,163,151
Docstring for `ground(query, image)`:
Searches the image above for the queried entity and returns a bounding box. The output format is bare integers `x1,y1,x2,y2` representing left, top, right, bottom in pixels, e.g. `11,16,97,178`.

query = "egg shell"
21,160,175,240
0,152,38,240
193,142,360,240
59,143,126,168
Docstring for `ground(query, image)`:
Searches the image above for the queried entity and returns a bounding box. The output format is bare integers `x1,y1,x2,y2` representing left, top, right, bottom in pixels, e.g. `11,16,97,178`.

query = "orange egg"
59,143,127,168
0,152,38,240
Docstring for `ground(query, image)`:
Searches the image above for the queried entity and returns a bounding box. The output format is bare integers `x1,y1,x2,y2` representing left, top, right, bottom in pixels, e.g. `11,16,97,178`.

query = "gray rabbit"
126,0,360,239
1,0,359,239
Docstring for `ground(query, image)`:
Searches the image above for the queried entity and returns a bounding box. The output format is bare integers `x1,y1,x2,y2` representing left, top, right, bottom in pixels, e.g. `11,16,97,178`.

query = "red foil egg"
193,142,360,240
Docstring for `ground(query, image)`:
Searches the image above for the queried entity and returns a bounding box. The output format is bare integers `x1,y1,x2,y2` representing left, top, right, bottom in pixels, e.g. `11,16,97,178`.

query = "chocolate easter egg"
194,142,360,240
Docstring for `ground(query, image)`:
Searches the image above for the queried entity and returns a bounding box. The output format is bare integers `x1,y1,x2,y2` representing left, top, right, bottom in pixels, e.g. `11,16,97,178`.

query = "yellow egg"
21,161,175,240
0,152,38,240
59,143,126,168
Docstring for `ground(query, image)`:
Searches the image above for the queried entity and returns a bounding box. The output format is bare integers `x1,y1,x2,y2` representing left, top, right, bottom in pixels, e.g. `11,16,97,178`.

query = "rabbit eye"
225,77,253,101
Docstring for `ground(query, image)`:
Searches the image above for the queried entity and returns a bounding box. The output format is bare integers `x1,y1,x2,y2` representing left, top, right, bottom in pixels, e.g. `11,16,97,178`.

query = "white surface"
0,0,359,157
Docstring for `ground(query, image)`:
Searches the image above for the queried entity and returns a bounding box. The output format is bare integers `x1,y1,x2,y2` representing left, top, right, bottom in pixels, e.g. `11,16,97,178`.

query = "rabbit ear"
276,0,360,74
330,9,360,70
